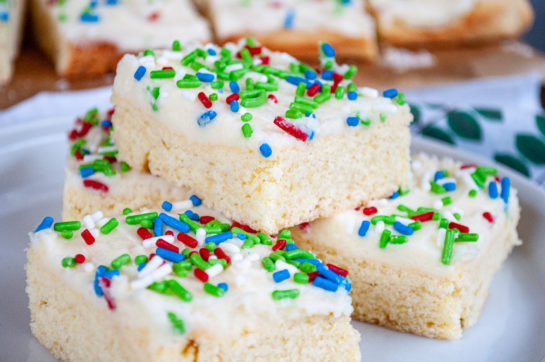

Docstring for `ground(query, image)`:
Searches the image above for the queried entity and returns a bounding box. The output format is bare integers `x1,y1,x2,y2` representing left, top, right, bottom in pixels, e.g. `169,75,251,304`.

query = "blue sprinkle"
321,43,336,57
501,177,510,204
313,276,338,292
103,269,120,279
390,190,399,199
196,72,215,82
89,0,98,7
343,279,352,292
229,81,240,93
488,181,498,199
230,100,239,112
80,148,90,155
317,264,343,284
259,143,272,158
153,217,163,236
159,213,190,233
134,65,146,81
321,70,333,80
434,171,445,182
80,13,100,22
101,120,112,128
162,201,172,212
273,269,290,283
308,130,315,140
358,220,370,237
34,216,54,232
137,263,146,272
443,182,456,191
105,0,119,5
79,167,94,178
156,247,184,263
197,110,217,127
293,258,323,267
207,48,217,56
393,221,414,236
205,232,233,244
283,8,295,29
285,244,299,251
237,233,247,240
286,76,308,86
185,210,200,221
383,88,398,98
93,278,103,297
347,91,358,100
190,195,202,206
346,116,359,127
304,70,316,80
0,12,10,22
218,282,229,292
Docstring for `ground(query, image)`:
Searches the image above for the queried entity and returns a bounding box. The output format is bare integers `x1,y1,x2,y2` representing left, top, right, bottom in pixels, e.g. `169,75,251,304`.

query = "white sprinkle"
83,263,94,273
206,264,223,278
461,171,479,190
275,260,298,274
433,200,443,209
443,210,457,223
436,177,456,186
436,228,447,247
142,235,174,248
373,102,398,114
220,242,240,254
138,256,164,278
377,199,388,207
360,87,379,98
375,221,385,235
208,255,218,260
82,215,95,229
89,228,99,238
156,56,169,66
172,200,193,210
82,155,102,163
96,217,110,228
181,91,196,102
226,238,243,248
232,253,243,263
411,160,422,170
97,146,117,154
395,216,412,225
196,228,206,246
247,253,259,262
345,217,356,234
91,211,104,222
421,172,431,191
225,63,243,72
149,263,172,281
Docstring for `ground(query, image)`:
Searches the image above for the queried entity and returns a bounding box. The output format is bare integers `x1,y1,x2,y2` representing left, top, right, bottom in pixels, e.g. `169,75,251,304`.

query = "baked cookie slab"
111,40,412,234
0,0,25,85
63,108,191,220
292,154,521,340
369,0,534,46
27,204,360,361
30,0,211,78
203,0,378,60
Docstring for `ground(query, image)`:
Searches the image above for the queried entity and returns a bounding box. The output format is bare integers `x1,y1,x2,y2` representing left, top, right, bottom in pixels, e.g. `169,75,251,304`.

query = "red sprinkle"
226,93,240,104
461,163,478,170
103,156,116,163
363,207,378,216
260,56,270,65
81,229,95,245
307,83,321,97
199,248,210,262
483,212,494,223
78,122,93,138
75,254,86,264
268,94,278,103
165,230,174,236
148,253,156,260
231,221,257,234
246,45,262,55
200,216,215,224
194,268,209,282
83,180,109,192
188,251,198,258
156,239,179,253
307,271,320,282
332,72,344,84
198,92,212,108
214,247,231,264
137,227,152,240
147,11,160,21
272,239,286,251
177,233,198,248
327,264,348,277
273,116,308,142
74,150,84,161
298,222,311,233
99,278,116,310
411,211,434,222
68,129,78,141
162,66,173,71
449,222,470,233
107,108,115,118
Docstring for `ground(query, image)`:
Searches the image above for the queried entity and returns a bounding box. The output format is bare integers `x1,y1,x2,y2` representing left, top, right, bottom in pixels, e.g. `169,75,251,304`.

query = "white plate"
1,118,544,362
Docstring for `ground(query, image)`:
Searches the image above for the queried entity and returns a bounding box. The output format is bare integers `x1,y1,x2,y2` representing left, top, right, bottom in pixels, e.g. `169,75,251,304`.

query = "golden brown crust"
61,42,125,79
375,0,534,47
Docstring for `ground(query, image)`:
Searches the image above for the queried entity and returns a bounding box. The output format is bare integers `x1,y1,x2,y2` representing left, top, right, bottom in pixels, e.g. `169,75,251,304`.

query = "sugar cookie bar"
63,108,191,220
27,205,360,361
30,0,211,78
0,0,25,85
111,40,412,234
203,0,378,60
368,0,534,46
292,154,521,339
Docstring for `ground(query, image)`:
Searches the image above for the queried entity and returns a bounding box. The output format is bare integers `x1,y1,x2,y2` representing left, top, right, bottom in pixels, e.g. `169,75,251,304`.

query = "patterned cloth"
406,73,545,187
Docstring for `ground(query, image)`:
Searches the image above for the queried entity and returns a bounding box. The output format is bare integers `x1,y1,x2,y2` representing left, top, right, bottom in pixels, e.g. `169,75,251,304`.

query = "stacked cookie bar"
0,0,25,85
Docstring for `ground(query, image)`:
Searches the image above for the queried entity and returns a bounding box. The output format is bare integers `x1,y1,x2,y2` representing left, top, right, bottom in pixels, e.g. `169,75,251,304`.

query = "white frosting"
42,0,211,51
30,205,353,346
208,0,375,39
112,41,410,151
370,0,480,29
0,0,23,81
300,154,520,276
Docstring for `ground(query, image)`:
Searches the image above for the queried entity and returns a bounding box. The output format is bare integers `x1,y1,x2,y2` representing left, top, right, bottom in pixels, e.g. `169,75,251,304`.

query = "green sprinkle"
60,230,72,239
240,47,252,62
430,181,446,194
390,235,408,244
296,82,306,97
360,118,371,126
167,312,185,334
143,50,155,57
344,65,357,80
111,253,131,269
241,239,255,249
453,212,462,221
432,212,441,221
205,242,217,252
399,187,410,196
172,264,188,278
441,229,456,265
371,215,396,225
179,214,201,233
272,289,300,300
150,69,175,79
204,282,225,297
176,79,201,88
122,207,132,215
335,86,345,99
230,227,260,244
284,249,315,260
396,93,406,105
208,258,227,269
379,230,391,249
141,219,153,228
62,257,76,268
246,37,258,47
347,82,356,92
477,166,497,176
209,93,218,101
135,255,148,265
262,257,275,272
455,233,479,242
182,248,190,257
468,189,478,197
397,204,414,214
314,92,331,104
379,113,387,123
470,171,486,189
268,252,286,263
324,60,334,70
278,229,291,239
120,162,131,172
210,80,224,89
220,47,232,59
241,123,253,138
258,233,272,245
299,262,317,273
289,102,314,114
294,273,309,284
167,280,193,301
241,112,253,122
54,221,81,232
125,212,158,225
240,91,267,108
172,40,181,51
148,281,170,294
190,253,209,270
408,221,422,231
441,196,452,206
439,218,449,229
285,109,303,119
100,218,119,234
294,96,318,108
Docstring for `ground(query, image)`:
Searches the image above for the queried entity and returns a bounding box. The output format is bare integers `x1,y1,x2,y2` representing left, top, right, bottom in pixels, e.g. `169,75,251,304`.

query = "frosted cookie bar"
63,108,191,220
27,204,360,361
292,154,521,339
203,0,377,60
0,0,25,85
368,0,533,46
30,0,211,77
111,40,412,234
